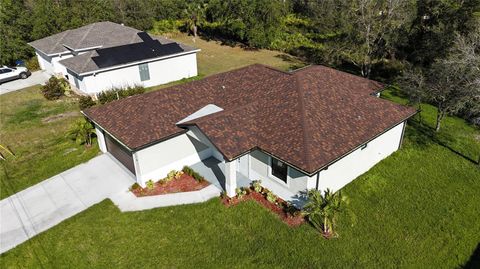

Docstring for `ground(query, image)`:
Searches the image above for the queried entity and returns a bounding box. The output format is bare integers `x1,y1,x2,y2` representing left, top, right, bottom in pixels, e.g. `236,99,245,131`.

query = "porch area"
190,157,252,193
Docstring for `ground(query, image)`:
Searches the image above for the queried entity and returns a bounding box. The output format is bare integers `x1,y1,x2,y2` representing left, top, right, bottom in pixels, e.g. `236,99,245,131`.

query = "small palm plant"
0,144,15,160
184,3,207,42
67,119,95,147
304,189,344,238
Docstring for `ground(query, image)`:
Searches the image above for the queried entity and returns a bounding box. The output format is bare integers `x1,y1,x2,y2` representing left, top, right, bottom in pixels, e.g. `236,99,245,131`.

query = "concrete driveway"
0,70,50,95
0,154,134,254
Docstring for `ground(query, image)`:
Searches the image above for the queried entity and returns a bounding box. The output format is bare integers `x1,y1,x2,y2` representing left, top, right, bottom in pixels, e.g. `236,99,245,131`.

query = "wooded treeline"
1,0,479,126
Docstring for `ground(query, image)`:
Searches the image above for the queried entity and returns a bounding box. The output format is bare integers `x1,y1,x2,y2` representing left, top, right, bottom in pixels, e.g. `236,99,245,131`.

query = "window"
139,63,150,81
3,69,12,73
271,157,288,183
361,143,368,150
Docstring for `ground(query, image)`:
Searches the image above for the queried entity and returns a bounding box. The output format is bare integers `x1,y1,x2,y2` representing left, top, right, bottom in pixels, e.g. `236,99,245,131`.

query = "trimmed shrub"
266,191,277,204
252,180,262,193
97,85,146,105
97,89,118,104
235,187,247,198
78,96,96,110
182,166,204,182
130,183,141,191
41,76,68,100
146,180,155,190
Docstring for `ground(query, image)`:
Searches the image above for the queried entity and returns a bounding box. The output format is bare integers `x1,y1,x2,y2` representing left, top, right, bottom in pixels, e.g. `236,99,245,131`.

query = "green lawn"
0,87,99,199
1,90,479,268
146,33,305,92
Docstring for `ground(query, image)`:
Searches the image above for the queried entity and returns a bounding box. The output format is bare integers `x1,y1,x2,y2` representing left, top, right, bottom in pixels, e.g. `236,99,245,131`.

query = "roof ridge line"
54,31,70,53
74,23,96,49
293,75,314,170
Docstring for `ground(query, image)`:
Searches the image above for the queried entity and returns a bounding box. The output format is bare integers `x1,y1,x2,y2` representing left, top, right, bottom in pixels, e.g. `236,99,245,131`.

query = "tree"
208,0,286,48
0,0,33,65
402,0,480,67
400,24,480,132
184,2,207,41
304,189,345,238
67,119,95,147
341,0,415,77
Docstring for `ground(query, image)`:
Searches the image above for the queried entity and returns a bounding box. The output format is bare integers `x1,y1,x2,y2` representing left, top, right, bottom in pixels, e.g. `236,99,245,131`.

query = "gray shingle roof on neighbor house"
28,21,198,75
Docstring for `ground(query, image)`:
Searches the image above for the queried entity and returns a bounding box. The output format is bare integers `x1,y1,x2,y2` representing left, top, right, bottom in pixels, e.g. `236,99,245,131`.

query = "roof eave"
75,49,201,77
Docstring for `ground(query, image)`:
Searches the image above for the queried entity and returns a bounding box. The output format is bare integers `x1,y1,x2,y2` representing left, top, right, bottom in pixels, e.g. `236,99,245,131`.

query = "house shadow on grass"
462,243,480,269
406,119,479,165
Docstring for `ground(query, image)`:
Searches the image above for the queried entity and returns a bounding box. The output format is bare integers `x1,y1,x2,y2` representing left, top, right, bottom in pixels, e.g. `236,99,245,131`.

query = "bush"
129,183,141,191
66,119,95,146
78,96,96,110
41,76,68,100
97,85,146,104
252,180,262,193
25,56,40,71
151,19,184,34
146,180,155,190
235,187,247,198
97,90,118,104
182,166,204,182
266,191,277,204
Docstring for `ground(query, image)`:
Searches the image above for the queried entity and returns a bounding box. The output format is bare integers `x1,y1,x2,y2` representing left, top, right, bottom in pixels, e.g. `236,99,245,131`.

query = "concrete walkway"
0,154,134,254
111,185,222,212
0,70,49,95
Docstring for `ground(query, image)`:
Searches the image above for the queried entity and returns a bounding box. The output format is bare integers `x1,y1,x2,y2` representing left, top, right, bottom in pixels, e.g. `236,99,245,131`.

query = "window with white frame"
270,157,288,183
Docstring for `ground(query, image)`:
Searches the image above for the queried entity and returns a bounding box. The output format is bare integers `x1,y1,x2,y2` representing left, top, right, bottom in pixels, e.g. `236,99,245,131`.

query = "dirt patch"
132,174,210,197
222,188,305,227
42,111,79,123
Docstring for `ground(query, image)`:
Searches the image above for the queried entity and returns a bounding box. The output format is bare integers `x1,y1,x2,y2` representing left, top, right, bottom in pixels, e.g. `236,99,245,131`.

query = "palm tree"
184,3,207,42
304,189,344,237
67,119,95,147
0,144,15,161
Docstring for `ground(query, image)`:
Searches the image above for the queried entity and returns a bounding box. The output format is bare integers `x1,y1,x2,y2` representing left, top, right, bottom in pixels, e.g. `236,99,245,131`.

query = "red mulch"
222,189,305,227
132,174,210,197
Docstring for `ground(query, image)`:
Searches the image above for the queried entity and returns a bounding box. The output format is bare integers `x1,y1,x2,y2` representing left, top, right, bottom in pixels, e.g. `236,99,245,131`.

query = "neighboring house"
28,22,199,95
83,64,417,203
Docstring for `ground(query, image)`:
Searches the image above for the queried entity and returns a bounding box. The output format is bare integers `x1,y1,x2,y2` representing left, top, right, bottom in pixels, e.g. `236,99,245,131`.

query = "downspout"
397,121,407,150
315,172,320,190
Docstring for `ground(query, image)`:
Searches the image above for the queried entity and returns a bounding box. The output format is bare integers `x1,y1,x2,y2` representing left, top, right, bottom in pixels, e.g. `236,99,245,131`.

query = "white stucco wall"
249,150,309,202
79,53,198,95
35,50,73,75
94,127,107,153
316,121,405,193
247,121,406,201
134,133,210,186
186,126,224,161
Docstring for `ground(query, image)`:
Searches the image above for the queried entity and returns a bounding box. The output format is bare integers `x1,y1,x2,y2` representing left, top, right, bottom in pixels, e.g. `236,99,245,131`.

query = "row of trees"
1,0,479,127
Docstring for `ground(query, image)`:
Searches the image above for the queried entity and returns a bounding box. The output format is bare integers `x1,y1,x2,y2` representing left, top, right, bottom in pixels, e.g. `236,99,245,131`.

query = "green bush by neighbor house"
97,85,146,104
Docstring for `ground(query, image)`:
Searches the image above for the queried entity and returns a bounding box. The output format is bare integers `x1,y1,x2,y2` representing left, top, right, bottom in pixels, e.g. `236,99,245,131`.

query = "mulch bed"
132,174,210,197
222,188,305,227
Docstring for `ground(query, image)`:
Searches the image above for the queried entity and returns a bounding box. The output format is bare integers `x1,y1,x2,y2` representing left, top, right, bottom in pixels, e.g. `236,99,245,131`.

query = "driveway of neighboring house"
0,70,50,95
0,154,134,254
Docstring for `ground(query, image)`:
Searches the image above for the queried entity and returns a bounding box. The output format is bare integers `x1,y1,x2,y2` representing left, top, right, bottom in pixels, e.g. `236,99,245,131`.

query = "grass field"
1,88,479,268
0,87,99,199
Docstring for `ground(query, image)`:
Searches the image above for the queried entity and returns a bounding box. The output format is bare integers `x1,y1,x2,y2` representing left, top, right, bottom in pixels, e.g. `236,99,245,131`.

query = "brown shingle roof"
84,64,416,174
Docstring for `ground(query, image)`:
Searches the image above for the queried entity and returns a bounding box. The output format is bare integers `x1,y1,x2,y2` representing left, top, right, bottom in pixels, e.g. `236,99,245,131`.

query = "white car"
0,66,31,84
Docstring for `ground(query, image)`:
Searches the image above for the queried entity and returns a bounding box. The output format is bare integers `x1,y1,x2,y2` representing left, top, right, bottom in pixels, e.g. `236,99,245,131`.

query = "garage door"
105,134,136,175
